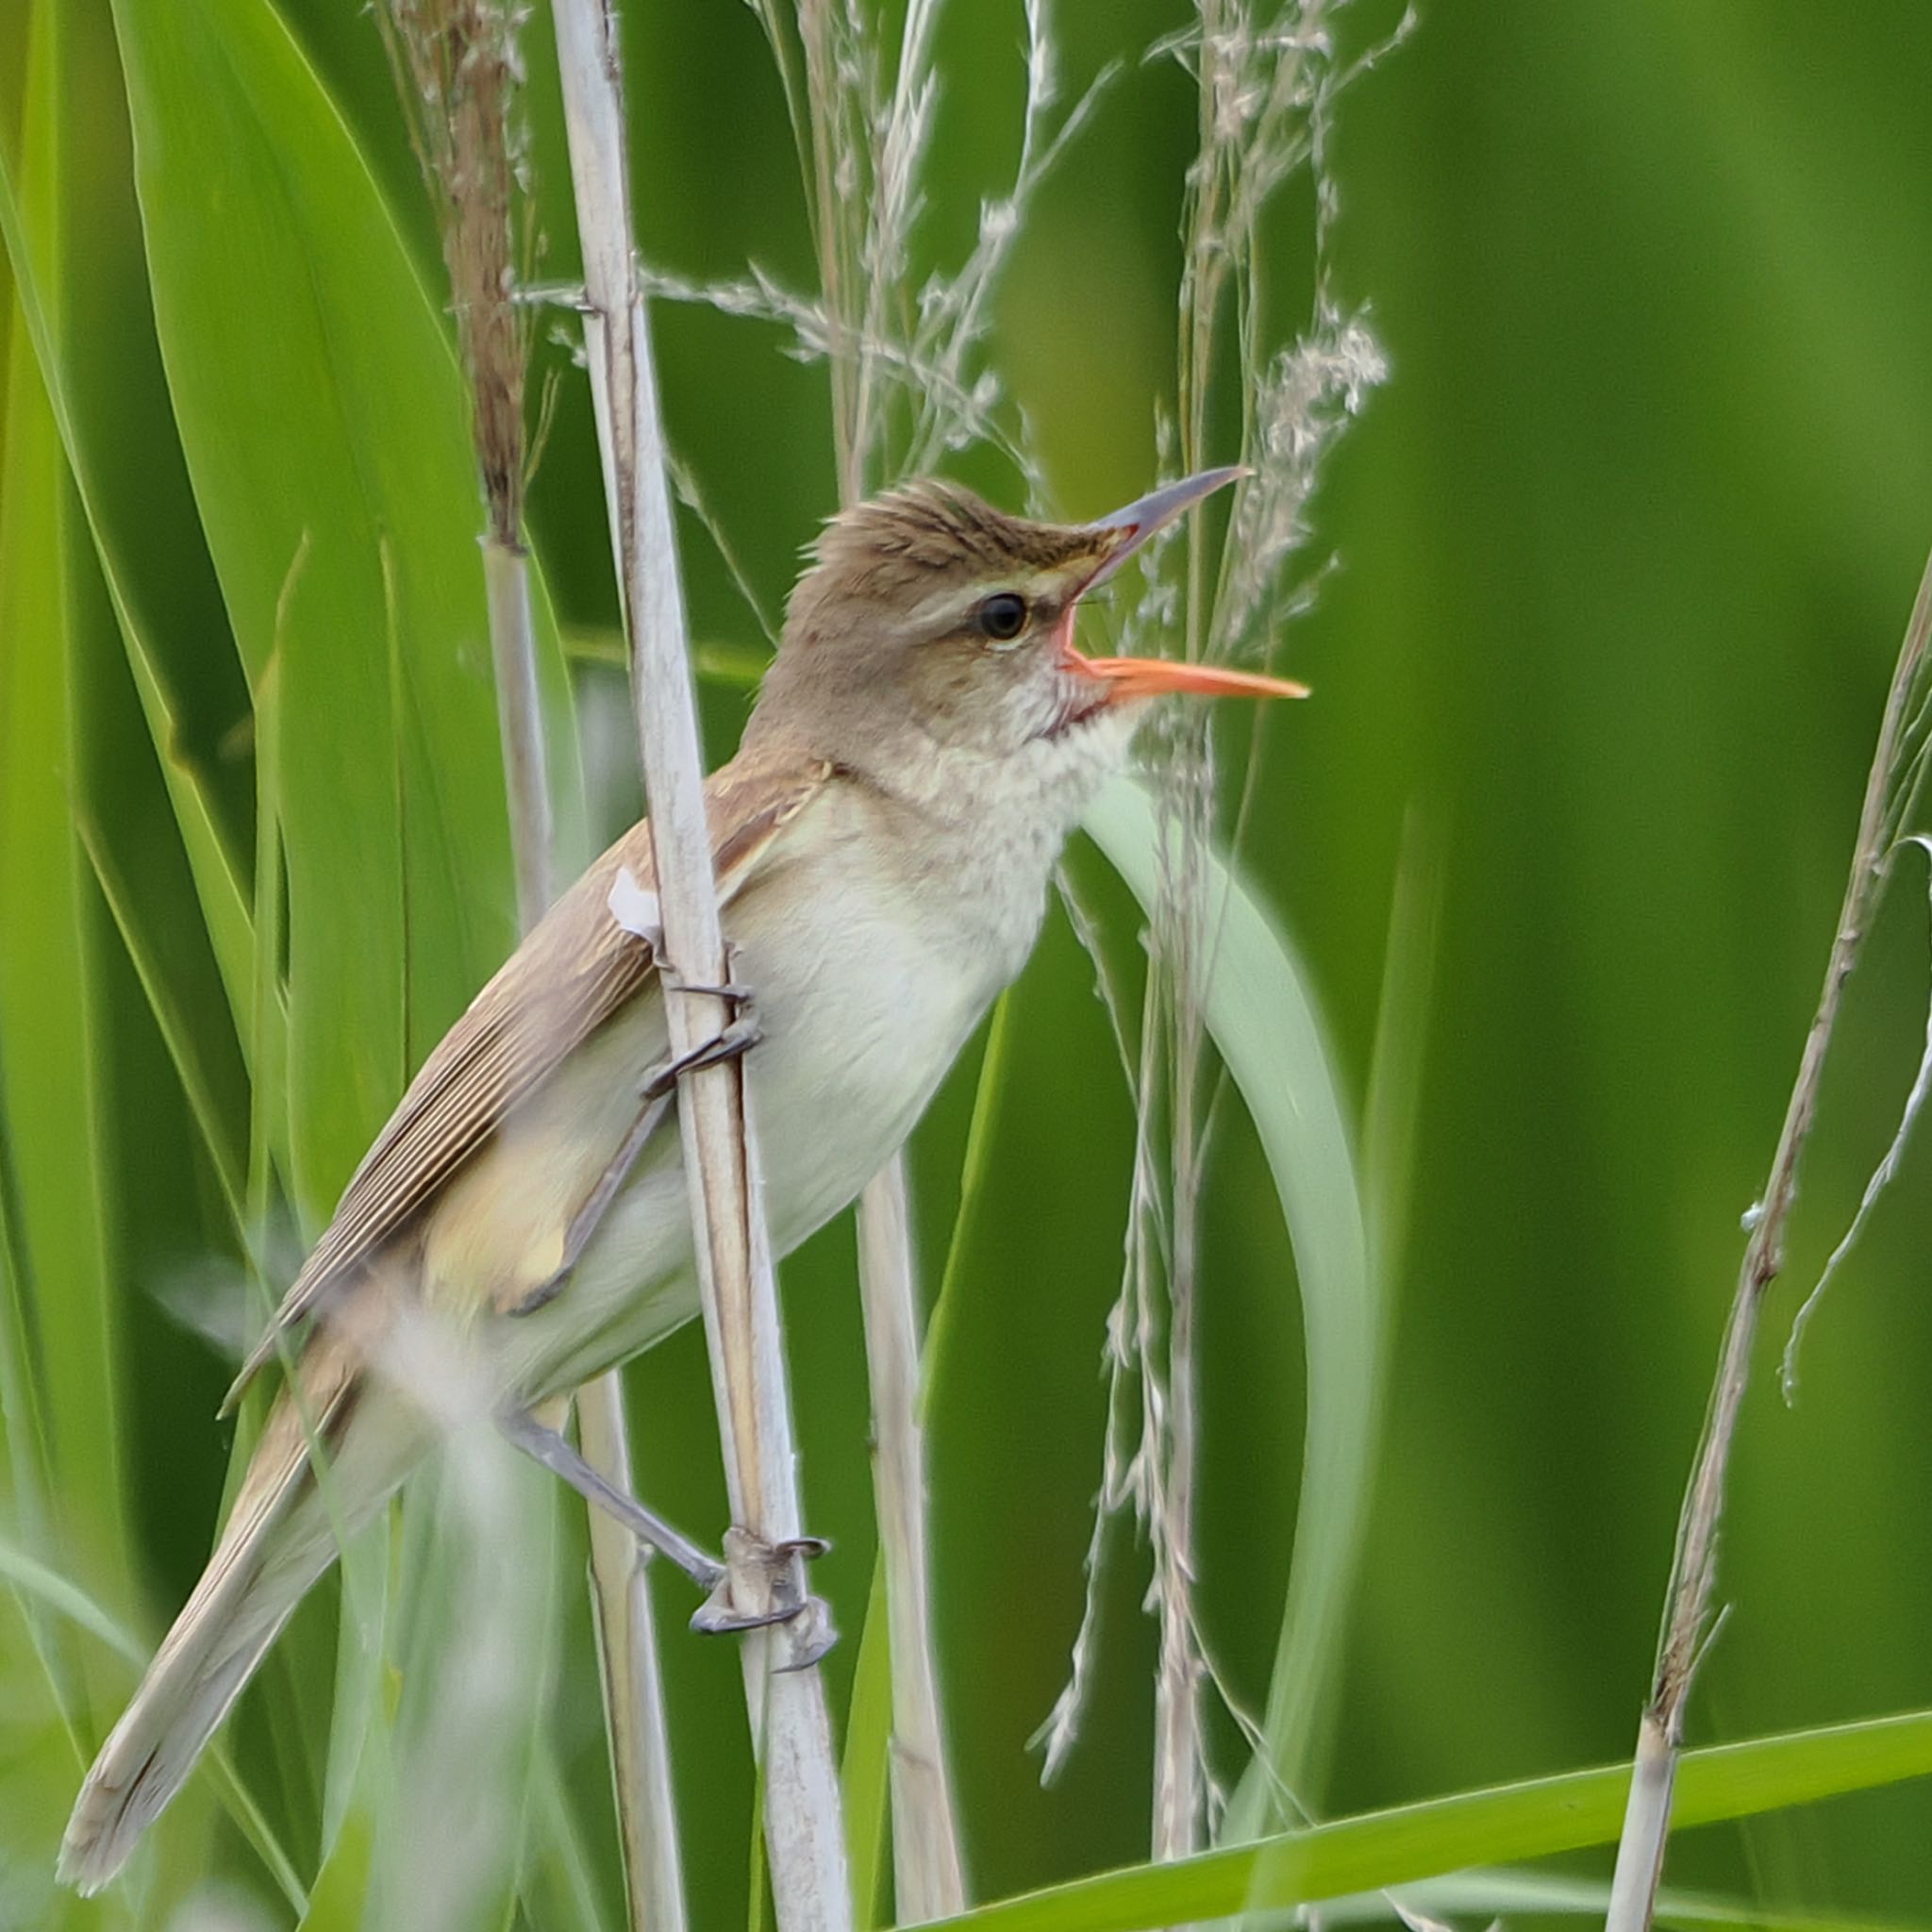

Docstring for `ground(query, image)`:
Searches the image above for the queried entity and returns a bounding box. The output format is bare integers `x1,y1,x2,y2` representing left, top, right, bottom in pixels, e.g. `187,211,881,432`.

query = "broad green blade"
0,60,257,1064
108,0,585,1215
0,0,129,1603
1082,774,1379,1824
918,1706,1932,1932
83,0,588,1897
76,815,250,1235
842,1557,895,1931
1315,1865,1932,1930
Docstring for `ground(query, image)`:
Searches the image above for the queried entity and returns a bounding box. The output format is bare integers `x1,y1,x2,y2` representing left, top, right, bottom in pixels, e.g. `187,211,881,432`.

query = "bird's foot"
658,942,757,1054
691,1526,836,1669
643,1008,762,1101
659,973,755,1005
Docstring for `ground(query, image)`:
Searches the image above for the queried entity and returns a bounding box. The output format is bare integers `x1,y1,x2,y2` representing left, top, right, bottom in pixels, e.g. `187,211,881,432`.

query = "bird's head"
749,469,1305,803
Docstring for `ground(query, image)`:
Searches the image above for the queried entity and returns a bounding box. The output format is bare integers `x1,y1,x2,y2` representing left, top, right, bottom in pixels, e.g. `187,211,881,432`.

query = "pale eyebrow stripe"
910,572,1065,637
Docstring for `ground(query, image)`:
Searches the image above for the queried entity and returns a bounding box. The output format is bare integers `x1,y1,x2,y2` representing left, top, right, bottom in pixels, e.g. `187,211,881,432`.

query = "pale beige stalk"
550,5,854,1929
792,0,968,1903
578,1387,689,1932
855,1162,966,1919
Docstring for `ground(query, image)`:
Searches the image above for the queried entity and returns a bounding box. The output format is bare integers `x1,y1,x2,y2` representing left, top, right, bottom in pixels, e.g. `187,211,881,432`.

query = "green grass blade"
917,1706,1932,1932
1315,1866,1932,1930
1081,774,1378,1824
920,991,1016,1425
1360,807,1446,1312
524,1740,617,1932
0,1532,143,1669
75,815,250,1235
0,72,257,1058
247,644,290,1238
296,1810,373,1932
842,1556,894,1930
0,8,129,1591
107,0,584,1211
0,1529,308,1913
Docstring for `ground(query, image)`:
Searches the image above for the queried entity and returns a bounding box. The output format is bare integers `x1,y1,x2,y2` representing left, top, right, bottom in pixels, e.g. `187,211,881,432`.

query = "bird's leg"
666,950,839,1662
509,952,834,1660
497,1411,833,1657
498,1407,725,1591
508,1005,762,1319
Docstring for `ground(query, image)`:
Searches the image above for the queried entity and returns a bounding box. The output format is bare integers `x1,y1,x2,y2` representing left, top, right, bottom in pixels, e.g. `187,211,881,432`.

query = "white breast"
506,781,1028,1402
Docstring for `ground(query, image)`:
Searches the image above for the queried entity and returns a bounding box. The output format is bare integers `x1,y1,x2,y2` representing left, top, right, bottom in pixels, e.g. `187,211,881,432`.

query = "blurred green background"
5,0,1932,1924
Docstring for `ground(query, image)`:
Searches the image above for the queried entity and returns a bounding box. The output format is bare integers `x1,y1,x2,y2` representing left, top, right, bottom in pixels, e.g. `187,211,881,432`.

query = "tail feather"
59,1332,419,1894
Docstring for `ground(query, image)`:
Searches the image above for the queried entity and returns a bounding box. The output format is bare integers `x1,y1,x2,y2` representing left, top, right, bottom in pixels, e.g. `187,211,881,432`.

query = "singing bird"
60,468,1303,1890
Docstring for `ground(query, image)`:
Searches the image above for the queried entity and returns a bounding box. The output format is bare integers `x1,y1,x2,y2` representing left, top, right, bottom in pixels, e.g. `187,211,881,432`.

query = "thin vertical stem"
551,5,852,1927
856,1161,966,1920
1603,545,1932,1931
480,539,554,933
791,0,967,1900
579,1383,690,1932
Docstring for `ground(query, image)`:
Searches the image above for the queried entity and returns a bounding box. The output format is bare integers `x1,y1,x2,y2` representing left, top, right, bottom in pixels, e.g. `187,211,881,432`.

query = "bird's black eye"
976,592,1029,642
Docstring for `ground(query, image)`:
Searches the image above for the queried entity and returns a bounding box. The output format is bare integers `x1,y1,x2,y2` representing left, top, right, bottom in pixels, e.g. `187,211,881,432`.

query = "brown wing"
224,752,830,1408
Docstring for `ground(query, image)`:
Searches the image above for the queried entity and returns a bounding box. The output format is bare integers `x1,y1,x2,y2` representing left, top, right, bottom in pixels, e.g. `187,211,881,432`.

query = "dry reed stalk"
551,4,852,1927
855,1161,966,1920
376,0,553,923
783,0,970,1907
577,1384,690,1931
1603,548,1932,1931
375,5,688,1922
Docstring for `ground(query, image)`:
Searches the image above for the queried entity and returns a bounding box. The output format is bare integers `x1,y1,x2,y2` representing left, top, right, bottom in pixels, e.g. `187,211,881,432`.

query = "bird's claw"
661,938,755,1009
643,1011,762,1102
661,974,755,1004
690,1527,836,1668
651,950,760,1093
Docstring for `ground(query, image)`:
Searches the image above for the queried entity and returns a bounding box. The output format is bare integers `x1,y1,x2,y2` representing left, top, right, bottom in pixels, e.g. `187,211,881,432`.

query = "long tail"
59,1329,424,1894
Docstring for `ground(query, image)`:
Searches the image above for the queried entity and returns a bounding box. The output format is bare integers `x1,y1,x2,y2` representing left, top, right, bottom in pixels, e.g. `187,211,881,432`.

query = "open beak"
1068,655,1309,701
1061,466,1310,704
1083,465,1248,588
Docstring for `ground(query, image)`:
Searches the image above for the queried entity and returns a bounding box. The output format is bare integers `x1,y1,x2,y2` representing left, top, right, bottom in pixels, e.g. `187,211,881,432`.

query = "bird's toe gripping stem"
650,947,760,1096
691,1527,836,1670
649,1009,762,1097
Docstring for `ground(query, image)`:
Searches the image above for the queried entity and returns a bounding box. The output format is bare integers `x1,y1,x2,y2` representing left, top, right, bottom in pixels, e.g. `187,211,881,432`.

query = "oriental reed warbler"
62,467,1303,1890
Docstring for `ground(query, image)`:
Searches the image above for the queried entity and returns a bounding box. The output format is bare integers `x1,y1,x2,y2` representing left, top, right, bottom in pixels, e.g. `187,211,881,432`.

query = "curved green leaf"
0,4,128,1589
923,1706,1932,1932
108,0,585,1216
0,44,257,1085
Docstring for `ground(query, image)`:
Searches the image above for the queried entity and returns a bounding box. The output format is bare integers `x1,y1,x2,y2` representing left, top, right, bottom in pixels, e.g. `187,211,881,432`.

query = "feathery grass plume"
376,0,556,935
758,4,1072,1915
1036,0,1402,1870
737,0,1113,501
744,5,1123,1914
375,0,533,547
735,2,1122,1914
